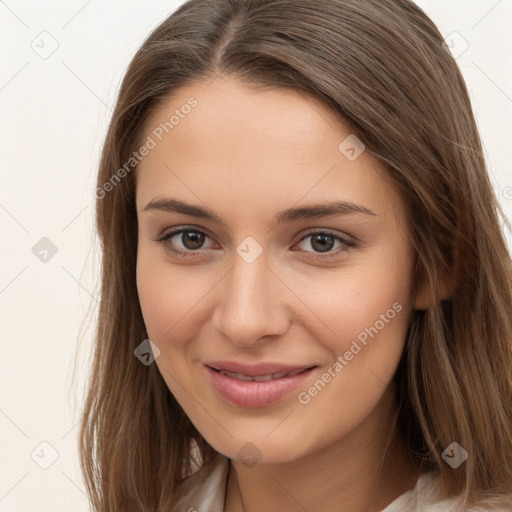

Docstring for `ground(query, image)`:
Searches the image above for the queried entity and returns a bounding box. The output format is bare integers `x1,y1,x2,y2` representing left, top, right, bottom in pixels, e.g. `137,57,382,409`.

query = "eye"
156,227,215,258
294,230,356,260
155,227,356,260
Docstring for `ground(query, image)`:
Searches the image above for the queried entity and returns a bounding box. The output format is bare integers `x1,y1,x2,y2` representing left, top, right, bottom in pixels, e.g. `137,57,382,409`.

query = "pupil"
312,234,334,253
183,231,204,249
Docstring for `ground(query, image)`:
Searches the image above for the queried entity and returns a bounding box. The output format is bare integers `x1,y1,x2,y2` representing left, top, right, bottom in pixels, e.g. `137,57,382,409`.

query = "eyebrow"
142,197,377,226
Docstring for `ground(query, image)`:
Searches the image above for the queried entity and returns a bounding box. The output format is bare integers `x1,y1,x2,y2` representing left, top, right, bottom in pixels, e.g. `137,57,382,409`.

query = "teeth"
253,374,273,381
218,368,309,381
236,372,254,381
219,370,254,381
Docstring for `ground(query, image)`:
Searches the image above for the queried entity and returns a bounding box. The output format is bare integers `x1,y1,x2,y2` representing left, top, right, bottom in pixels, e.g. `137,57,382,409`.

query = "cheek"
281,238,414,357
136,247,206,346
320,239,414,400
287,247,413,449
136,250,210,407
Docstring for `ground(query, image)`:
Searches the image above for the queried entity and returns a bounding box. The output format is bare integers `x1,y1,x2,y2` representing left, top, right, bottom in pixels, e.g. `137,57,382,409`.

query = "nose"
211,249,290,347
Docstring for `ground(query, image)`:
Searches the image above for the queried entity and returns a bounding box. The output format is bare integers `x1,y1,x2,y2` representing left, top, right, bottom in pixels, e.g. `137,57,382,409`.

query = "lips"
215,368,308,381
204,361,318,408
206,361,315,377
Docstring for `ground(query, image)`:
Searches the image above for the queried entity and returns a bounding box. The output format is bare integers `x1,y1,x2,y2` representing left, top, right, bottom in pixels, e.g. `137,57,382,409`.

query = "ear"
413,275,455,311
413,251,459,311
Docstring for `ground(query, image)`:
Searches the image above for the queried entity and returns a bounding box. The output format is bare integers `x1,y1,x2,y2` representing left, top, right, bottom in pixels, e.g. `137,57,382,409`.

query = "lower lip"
205,365,317,408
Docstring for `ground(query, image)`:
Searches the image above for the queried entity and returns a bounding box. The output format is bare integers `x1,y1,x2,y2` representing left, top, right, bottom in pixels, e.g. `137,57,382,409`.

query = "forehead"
135,76,403,222
142,76,345,160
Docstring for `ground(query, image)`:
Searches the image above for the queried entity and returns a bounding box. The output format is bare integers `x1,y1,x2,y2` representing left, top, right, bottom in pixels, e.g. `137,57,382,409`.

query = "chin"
206,431,313,467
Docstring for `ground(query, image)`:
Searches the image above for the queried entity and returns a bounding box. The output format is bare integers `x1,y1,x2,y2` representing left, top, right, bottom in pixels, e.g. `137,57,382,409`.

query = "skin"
135,74,427,511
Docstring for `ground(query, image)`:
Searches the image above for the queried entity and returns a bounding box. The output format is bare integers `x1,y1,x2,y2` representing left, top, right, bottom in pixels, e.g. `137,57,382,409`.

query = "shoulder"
380,471,512,512
171,453,230,512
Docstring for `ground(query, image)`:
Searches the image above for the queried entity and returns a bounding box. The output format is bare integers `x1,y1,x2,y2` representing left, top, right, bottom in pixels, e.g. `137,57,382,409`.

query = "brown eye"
295,231,356,259
177,231,205,250
309,234,336,253
157,228,214,258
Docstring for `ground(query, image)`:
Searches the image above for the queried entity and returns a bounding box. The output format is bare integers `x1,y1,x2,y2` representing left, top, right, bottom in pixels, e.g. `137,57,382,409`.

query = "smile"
204,363,318,408
217,368,309,381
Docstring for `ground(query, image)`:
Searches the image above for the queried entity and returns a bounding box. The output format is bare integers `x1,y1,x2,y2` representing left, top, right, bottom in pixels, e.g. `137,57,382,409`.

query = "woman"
79,0,512,510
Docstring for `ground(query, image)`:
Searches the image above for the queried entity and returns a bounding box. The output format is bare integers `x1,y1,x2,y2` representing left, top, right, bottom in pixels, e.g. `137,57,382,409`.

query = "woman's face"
135,75,420,464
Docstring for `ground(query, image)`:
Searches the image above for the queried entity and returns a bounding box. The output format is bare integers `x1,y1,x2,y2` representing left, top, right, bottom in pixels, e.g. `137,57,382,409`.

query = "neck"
224,385,421,512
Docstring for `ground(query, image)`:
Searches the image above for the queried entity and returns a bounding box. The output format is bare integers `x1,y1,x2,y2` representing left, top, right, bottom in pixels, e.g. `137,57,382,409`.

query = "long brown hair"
79,0,512,509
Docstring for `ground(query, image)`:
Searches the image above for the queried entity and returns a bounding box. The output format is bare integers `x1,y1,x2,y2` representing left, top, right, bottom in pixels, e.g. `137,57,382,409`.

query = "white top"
170,453,497,511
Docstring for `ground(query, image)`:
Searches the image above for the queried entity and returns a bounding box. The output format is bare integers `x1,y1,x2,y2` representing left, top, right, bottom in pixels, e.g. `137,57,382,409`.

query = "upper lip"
205,361,317,377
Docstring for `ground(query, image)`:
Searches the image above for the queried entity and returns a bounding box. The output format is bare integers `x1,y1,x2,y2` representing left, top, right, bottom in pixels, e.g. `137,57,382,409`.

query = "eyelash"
155,227,356,260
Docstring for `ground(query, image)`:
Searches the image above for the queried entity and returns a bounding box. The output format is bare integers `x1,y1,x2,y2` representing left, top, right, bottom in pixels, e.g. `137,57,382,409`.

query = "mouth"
208,366,313,381
204,362,318,408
